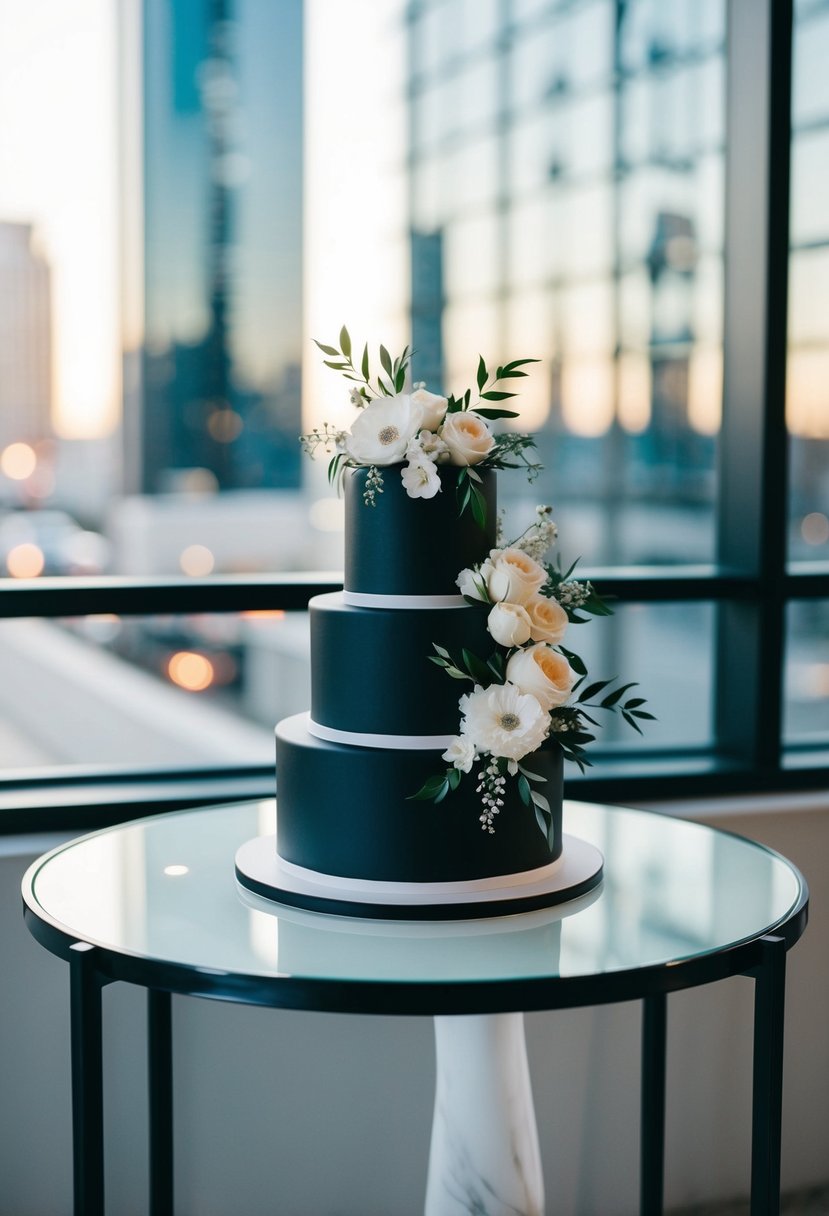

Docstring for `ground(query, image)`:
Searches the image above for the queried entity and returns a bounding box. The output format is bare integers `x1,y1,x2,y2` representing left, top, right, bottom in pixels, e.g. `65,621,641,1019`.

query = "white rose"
400,456,441,500
487,547,548,605
411,387,448,431
525,594,568,644
440,412,495,466
459,682,550,762
442,734,476,773
346,394,424,466
506,643,577,711
457,564,491,602
487,601,532,648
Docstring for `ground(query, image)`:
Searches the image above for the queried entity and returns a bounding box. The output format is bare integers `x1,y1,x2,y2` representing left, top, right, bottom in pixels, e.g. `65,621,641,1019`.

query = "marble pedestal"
425,1013,544,1216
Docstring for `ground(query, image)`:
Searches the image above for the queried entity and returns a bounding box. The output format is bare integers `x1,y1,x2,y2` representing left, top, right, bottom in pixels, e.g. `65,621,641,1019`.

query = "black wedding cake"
233,465,590,920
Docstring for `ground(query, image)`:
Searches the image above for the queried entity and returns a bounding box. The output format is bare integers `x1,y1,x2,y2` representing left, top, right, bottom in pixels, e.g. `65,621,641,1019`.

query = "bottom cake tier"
273,712,564,884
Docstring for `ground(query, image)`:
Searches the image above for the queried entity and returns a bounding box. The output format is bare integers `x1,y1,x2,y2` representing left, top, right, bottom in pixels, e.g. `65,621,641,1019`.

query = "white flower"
487,547,548,605
487,601,532,648
506,643,577,711
440,412,495,466
457,563,491,602
411,387,448,431
400,456,441,499
348,387,364,408
459,682,550,762
406,428,449,462
442,734,476,773
525,594,568,644
345,394,424,466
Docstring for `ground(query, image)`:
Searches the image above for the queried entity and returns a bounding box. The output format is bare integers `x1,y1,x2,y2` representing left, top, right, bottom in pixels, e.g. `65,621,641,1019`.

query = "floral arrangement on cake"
301,329,651,841
300,328,541,523
411,508,653,839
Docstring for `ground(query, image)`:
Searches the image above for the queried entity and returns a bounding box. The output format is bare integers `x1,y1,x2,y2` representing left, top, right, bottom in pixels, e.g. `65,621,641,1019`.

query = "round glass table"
22,799,808,1216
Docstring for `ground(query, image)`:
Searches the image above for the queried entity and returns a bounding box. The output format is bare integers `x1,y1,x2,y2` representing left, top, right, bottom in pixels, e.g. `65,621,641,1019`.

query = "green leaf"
486,654,505,682
395,367,406,392
625,697,647,709
467,467,482,482
476,354,487,392
601,682,637,709
462,648,491,685
447,767,462,790
501,358,540,371
631,710,656,720
534,805,551,839
530,790,551,814
471,408,521,419
445,666,473,681
495,368,528,379
518,774,532,806
518,765,545,784
470,483,487,530
323,359,349,370
361,343,369,381
433,643,451,659
339,326,351,358
433,778,451,803
408,773,449,801
428,655,449,669
559,646,588,676
313,340,340,357
578,680,612,703
379,344,393,378
480,390,517,401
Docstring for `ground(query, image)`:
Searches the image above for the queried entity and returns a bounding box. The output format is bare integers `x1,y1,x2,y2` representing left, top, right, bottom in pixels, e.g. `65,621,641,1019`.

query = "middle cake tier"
310,592,491,738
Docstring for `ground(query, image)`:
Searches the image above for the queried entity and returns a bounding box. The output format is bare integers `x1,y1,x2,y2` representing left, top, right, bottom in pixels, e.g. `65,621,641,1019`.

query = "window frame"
1,0,827,833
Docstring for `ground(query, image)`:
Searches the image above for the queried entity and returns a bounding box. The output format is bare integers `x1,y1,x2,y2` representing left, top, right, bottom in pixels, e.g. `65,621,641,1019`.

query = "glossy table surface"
22,800,808,1014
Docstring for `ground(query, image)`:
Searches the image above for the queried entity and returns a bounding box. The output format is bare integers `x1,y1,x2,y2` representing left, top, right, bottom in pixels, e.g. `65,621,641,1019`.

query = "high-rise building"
122,0,303,494
0,222,52,448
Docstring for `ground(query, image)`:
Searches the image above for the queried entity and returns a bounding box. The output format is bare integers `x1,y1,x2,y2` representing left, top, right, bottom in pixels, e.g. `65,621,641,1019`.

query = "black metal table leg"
750,934,787,1216
640,991,667,1216
148,989,174,1216
69,941,105,1216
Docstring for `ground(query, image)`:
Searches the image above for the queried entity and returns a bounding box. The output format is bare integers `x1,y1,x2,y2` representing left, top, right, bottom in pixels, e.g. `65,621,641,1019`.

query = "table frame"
22,813,808,1216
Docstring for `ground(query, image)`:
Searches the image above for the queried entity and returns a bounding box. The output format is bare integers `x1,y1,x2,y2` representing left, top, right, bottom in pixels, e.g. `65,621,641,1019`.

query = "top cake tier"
344,465,497,597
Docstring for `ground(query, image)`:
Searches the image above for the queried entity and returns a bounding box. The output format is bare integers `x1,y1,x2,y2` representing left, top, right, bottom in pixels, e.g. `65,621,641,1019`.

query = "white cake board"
235,833,603,921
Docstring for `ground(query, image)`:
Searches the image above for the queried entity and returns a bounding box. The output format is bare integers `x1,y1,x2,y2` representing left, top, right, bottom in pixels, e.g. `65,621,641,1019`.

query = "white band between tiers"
307,717,454,750
341,590,467,609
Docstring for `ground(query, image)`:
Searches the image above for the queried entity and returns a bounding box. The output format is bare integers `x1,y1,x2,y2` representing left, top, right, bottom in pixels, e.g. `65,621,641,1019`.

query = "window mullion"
715,0,793,772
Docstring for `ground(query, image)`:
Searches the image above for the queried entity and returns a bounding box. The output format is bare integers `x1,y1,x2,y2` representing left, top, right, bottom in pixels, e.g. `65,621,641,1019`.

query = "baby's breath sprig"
299,422,347,459
363,466,384,506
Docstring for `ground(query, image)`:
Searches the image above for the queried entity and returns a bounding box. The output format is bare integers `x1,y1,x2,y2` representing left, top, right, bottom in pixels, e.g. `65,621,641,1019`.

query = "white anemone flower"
459,682,550,762
346,394,424,466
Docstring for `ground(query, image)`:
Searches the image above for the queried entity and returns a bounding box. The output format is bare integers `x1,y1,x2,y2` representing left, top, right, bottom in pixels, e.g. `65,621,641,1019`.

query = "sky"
0,0,119,440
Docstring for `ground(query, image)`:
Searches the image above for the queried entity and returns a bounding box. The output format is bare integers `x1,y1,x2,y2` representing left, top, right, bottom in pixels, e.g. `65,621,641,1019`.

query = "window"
0,0,826,829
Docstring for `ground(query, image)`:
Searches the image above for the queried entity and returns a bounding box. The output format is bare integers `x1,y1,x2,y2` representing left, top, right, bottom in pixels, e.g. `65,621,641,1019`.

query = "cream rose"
525,594,568,644
487,601,532,648
487,547,547,605
346,393,423,466
440,412,495,466
506,644,577,711
411,387,448,431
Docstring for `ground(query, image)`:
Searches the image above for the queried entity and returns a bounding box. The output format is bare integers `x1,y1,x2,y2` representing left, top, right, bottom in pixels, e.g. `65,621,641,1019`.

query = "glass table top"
23,801,806,996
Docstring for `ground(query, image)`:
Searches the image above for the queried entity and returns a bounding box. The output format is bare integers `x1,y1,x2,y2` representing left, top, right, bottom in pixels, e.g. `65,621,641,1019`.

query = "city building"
0,221,52,449
123,0,304,496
